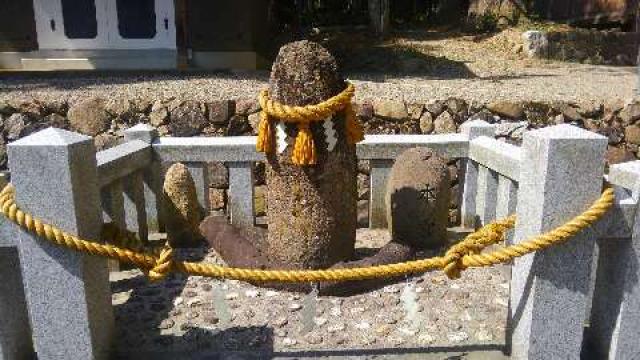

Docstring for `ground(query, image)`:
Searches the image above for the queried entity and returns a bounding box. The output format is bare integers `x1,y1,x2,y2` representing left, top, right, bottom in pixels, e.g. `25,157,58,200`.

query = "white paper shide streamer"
275,121,290,154
323,115,337,152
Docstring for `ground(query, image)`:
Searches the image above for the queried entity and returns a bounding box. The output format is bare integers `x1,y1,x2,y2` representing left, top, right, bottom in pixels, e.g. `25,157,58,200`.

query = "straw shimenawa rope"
257,82,364,166
0,184,614,282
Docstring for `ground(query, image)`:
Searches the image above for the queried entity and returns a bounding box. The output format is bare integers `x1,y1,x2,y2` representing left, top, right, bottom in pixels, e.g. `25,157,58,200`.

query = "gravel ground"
110,229,510,359
1,29,636,106
0,64,634,106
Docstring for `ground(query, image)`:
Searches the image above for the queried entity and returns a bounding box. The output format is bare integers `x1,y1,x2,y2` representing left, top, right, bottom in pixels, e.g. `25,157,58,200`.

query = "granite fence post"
8,128,114,360
588,161,640,359
508,124,607,359
124,124,164,233
0,219,33,360
369,159,393,229
460,120,495,229
227,161,254,228
185,162,210,214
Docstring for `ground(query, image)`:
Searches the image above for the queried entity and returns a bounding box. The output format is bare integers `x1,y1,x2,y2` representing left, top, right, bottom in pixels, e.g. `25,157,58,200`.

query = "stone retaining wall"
1,97,638,226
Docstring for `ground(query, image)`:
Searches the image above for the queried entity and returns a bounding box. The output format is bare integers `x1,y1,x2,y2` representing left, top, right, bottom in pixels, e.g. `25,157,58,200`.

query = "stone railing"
1,121,639,359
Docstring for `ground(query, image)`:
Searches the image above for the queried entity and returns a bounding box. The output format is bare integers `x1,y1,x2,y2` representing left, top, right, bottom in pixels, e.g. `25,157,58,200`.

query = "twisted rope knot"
442,217,515,279
147,245,174,281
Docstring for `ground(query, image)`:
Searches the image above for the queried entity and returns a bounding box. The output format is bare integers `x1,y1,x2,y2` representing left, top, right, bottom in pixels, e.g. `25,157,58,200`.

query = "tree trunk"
263,41,358,270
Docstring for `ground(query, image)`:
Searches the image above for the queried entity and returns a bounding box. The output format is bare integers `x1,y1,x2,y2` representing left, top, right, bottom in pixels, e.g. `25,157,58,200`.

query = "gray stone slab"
509,124,607,359
96,140,152,187
153,134,469,163
185,162,210,214
468,137,522,181
608,160,640,194
475,166,499,226
0,218,34,360
123,171,149,243
8,127,113,360
370,159,393,229
496,175,518,221
227,162,254,229
460,120,496,229
124,125,164,233
153,136,264,163
101,180,126,229
356,133,469,159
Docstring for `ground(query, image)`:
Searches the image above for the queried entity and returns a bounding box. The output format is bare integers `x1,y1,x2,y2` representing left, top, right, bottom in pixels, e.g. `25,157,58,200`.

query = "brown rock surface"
264,40,358,269
67,97,111,136
385,148,451,249
163,163,204,247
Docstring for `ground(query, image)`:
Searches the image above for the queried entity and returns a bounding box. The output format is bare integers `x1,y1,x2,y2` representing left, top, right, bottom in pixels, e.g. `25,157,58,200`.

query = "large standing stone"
163,163,204,247
67,97,112,136
385,148,450,249
264,41,358,269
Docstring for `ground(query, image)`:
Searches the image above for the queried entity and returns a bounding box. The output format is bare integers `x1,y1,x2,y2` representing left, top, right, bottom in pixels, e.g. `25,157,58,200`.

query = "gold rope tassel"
256,111,273,154
292,123,316,165
344,104,364,144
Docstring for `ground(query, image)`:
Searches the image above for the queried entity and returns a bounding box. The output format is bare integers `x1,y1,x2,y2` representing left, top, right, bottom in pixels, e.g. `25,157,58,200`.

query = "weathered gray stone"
425,101,445,117
509,124,606,359
407,103,424,120
8,128,114,359
385,148,450,249
185,162,210,213
170,100,207,137
373,100,408,121
495,121,528,140
68,97,112,136
433,111,457,134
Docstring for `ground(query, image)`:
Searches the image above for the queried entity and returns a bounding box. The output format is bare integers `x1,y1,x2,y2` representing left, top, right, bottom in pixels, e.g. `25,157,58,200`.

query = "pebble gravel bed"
110,229,510,358
0,63,635,107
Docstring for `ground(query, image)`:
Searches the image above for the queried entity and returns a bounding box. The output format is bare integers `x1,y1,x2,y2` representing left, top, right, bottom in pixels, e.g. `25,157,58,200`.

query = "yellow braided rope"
0,184,614,283
256,82,364,165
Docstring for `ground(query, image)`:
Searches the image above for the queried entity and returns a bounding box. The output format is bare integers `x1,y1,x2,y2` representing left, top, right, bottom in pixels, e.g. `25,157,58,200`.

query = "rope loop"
0,183,614,283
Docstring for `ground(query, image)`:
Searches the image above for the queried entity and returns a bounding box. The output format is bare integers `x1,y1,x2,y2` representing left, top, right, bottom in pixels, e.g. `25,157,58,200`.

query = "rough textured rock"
433,111,456,134
487,101,524,120
94,133,119,151
625,125,640,145
67,97,111,136
43,113,68,129
226,115,249,136
606,146,635,166
419,112,434,134
208,162,229,188
163,163,204,247
620,103,640,125
4,113,33,140
264,40,358,269
209,188,226,210
149,102,169,127
373,100,408,121
385,148,450,249
170,101,207,137
235,99,260,116
207,100,232,125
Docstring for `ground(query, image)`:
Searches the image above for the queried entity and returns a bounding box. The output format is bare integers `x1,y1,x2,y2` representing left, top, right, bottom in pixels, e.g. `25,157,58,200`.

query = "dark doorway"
116,0,157,39
61,0,98,39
